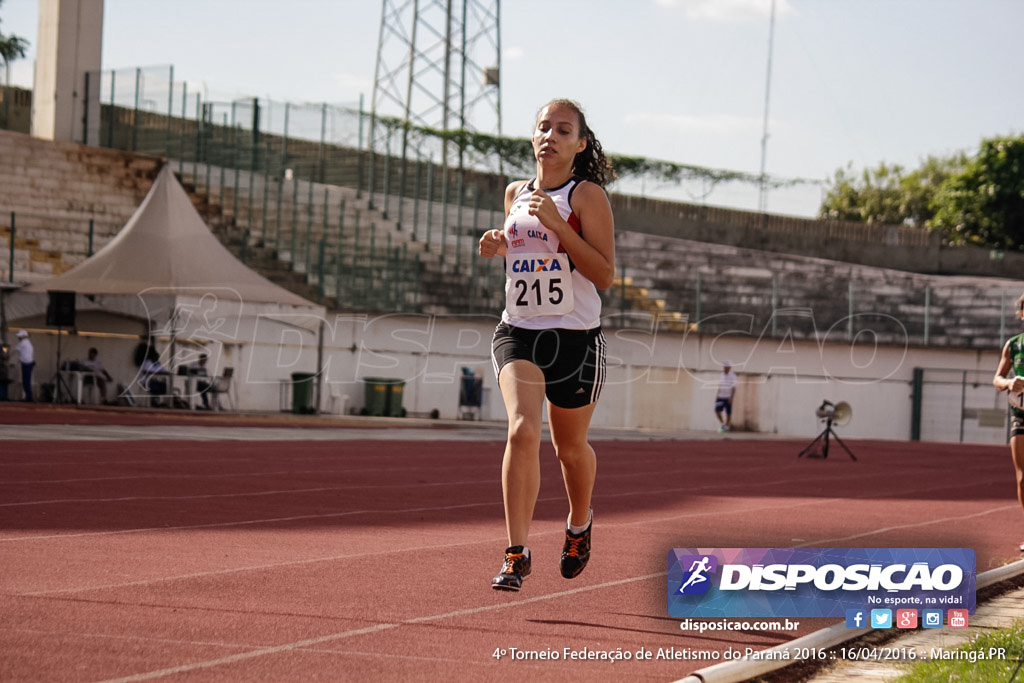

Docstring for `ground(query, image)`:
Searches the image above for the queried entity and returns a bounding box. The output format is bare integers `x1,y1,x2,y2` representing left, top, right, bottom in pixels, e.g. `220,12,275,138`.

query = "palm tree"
0,0,30,83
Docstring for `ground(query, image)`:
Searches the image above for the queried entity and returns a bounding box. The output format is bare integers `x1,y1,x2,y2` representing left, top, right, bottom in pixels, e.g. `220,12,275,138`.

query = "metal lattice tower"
370,0,502,170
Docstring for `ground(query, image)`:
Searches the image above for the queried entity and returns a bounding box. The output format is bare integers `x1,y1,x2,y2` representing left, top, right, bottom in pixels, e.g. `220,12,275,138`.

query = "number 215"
515,278,563,306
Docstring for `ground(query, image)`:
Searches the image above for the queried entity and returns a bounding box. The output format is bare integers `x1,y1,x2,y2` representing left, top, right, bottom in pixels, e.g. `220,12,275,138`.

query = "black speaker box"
46,290,76,328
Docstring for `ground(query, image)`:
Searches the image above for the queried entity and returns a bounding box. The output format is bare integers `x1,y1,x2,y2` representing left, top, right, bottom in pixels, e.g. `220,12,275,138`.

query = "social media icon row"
845,609,968,629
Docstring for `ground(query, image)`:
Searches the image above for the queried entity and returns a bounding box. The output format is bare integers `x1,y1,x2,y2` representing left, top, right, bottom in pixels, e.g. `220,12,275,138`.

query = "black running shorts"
1011,411,1024,438
491,323,606,409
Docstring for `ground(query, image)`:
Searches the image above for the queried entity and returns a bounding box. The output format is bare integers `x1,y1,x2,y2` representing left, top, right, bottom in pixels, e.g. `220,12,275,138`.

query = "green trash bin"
362,377,406,417
291,372,316,414
385,379,406,417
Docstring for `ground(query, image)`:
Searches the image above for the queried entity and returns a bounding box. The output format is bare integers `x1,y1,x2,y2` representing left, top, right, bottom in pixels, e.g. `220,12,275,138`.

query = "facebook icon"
845,609,867,629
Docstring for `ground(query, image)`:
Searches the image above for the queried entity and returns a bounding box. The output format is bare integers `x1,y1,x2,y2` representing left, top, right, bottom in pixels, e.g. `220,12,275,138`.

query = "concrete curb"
671,559,1024,683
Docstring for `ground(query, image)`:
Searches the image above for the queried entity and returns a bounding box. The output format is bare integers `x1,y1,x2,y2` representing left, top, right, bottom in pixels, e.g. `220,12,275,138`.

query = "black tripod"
798,415,857,461
50,326,74,404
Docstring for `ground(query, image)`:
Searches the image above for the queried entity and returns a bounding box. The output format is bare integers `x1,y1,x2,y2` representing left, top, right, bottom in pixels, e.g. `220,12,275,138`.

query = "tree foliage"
820,134,1024,250
0,0,29,67
819,155,965,227
379,113,815,192
930,136,1024,250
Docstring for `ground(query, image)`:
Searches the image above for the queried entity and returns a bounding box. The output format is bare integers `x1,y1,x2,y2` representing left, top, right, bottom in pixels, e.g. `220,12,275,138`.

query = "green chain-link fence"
81,65,508,315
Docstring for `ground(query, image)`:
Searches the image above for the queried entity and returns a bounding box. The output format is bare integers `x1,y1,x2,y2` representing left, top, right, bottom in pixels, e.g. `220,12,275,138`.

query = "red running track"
1,434,1020,682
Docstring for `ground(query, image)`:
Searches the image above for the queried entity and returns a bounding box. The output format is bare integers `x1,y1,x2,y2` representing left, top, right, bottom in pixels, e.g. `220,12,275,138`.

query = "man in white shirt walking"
715,361,737,433
14,330,35,402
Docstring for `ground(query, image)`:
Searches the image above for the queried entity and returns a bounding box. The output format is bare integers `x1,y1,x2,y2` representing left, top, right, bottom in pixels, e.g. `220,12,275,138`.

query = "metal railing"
3,66,1007,328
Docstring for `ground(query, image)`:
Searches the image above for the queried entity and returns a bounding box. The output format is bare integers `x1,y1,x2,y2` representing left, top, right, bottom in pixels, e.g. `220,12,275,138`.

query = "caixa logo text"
510,258,563,273
718,562,963,592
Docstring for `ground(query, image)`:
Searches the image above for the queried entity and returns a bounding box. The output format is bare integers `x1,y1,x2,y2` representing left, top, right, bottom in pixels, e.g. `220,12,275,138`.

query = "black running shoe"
560,511,592,579
491,546,532,591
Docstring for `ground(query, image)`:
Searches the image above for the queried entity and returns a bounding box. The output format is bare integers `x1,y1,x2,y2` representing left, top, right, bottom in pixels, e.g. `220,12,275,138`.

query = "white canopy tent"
8,165,327,410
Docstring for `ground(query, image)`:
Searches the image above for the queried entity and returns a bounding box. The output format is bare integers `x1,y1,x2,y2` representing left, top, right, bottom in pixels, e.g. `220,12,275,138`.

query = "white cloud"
654,0,795,21
504,46,524,61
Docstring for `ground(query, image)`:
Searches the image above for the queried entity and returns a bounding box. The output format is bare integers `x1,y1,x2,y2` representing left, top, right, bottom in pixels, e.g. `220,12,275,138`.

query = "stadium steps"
6,129,1013,344
604,275,694,332
0,129,160,283
176,164,507,314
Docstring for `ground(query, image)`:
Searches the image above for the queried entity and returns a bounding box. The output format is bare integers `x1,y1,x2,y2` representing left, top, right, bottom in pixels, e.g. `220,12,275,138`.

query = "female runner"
479,99,616,591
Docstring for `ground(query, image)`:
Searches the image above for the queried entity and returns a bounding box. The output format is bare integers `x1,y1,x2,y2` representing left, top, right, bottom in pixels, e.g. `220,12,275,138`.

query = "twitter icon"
870,609,893,628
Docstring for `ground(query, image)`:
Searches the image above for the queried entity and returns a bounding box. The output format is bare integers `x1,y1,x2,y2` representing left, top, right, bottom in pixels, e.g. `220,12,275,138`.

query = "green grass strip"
893,620,1024,682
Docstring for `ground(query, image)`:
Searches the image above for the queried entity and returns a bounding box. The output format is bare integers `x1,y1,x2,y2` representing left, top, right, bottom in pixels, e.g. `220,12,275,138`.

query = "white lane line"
16,496,860,597
0,458,893,510
805,503,1019,546
0,478,494,508
5,463,495,485
0,469,869,542
0,426,510,443
95,572,666,683
85,495,1021,683
20,491,1012,598
1,498,505,543
4,626,519,673
0,470,1006,544
19,535,508,596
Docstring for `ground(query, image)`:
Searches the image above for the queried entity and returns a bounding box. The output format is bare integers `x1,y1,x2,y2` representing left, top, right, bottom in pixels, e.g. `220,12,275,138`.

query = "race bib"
506,253,574,317
1009,387,1024,411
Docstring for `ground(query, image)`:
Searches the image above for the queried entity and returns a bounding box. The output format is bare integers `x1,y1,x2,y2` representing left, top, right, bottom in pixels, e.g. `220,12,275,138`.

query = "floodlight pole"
758,0,776,213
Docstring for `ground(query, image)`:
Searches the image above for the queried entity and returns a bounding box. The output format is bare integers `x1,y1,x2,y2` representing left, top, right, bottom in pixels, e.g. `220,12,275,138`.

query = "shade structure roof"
25,164,315,309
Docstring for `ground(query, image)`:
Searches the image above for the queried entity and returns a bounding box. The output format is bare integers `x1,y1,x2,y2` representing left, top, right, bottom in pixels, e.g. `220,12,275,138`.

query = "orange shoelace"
564,537,585,558
502,553,525,573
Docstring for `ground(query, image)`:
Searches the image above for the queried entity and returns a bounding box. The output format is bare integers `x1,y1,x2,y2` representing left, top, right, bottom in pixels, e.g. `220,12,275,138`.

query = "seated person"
140,356,170,402
79,347,115,404
187,354,213,410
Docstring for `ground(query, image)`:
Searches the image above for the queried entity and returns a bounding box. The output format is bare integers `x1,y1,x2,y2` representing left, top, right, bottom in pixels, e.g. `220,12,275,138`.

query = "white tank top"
501,177,602,330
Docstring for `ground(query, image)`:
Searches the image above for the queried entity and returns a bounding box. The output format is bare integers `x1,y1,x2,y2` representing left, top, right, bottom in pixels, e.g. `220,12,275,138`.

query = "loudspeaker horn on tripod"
801,400,856,460
815,400,852,426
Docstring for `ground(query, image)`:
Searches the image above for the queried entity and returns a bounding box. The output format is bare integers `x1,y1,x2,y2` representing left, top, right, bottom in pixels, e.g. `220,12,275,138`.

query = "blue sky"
3,0,1022,217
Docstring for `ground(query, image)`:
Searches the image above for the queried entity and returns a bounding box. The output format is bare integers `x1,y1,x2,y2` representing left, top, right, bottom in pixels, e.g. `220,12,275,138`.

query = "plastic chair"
330,388,350,414
210,367,235,411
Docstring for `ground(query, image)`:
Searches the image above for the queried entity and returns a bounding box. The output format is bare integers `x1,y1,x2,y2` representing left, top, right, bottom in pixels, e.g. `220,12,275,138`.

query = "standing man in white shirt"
715,361,738,433
14,330,35,402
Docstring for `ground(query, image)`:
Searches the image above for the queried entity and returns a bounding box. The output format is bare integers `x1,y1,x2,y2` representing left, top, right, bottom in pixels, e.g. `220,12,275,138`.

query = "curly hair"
537,99,617,188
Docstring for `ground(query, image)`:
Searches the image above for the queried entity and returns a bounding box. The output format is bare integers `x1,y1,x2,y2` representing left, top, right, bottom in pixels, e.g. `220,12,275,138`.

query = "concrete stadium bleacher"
2,128,1021,351
172,161,507,314
0,130,160,284
613,229,1020,348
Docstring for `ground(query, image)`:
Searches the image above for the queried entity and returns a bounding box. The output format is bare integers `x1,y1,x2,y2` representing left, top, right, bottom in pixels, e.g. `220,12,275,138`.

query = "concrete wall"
209,312,1005,444
7,282,1009,444
32,0,104,143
